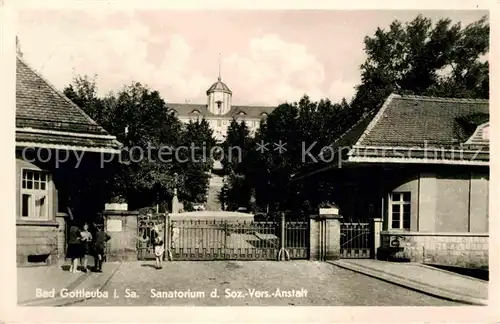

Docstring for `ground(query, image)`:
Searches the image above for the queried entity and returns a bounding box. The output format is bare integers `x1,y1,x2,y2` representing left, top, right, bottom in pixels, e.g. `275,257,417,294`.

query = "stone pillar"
372,218,383,259
309,214,342,261
55,212,69,261
103,210,139,262
172,189,180,213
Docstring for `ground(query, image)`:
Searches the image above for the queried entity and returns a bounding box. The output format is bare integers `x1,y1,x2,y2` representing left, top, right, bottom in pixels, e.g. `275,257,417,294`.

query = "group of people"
67,222,111,273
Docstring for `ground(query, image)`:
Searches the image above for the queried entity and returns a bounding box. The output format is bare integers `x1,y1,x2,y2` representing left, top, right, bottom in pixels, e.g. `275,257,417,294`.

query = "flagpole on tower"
218,53,221,81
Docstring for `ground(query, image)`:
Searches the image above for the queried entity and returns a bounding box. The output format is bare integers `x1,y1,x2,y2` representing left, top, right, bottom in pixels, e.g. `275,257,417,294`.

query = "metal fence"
340,222,372,259
166,214,309,261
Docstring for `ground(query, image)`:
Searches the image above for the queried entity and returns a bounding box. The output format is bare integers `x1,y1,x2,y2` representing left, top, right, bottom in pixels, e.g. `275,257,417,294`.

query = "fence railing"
166,213,309,261
340,222,372,259
137,213,166,260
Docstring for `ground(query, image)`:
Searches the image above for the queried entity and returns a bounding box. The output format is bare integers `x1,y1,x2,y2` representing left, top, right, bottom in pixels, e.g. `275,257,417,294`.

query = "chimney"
16,35,23,57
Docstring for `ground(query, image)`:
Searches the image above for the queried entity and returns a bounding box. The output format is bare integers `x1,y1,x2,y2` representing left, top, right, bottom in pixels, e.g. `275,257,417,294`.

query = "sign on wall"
107,219,122,232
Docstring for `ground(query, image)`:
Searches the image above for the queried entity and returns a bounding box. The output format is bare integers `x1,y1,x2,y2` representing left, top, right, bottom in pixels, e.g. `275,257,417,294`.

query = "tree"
351,15,489,113
63,75,106,122
220,119,253,210
175,118,216,204
245,96,350,213
63,78,186,211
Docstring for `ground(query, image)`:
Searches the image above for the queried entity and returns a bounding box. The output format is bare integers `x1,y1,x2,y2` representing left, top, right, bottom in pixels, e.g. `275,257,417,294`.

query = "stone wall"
380,232,488,269
17,222,59,266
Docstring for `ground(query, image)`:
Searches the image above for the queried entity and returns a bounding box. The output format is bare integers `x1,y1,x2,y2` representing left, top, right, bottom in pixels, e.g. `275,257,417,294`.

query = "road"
78,261,460,306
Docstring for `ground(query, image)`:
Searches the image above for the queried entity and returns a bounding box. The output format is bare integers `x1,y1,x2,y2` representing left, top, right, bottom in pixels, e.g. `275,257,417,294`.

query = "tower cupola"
207,55,232,115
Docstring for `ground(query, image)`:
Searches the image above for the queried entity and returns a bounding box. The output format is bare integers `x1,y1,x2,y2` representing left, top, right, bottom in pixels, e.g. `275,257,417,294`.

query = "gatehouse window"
21,169,51,220
389,192,410,230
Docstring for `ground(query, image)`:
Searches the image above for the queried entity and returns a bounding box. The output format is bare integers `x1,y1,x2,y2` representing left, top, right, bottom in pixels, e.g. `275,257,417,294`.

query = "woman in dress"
67,223,82,273
80,223,93,273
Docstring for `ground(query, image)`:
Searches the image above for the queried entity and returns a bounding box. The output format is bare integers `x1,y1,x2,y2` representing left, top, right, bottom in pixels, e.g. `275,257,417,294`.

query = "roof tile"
358,94,489,148
16,57,108,135
16,57,121,151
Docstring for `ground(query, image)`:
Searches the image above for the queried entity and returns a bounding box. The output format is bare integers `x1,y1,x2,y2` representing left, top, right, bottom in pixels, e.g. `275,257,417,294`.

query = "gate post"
55,212,69,262
277,212,290,261
165,213,173,261
372,218,383,259
309,213,342,261
102,210,139,261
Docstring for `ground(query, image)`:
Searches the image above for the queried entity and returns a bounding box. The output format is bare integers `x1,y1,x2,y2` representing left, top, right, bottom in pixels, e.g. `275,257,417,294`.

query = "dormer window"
235,111,246,123
190,110,201,122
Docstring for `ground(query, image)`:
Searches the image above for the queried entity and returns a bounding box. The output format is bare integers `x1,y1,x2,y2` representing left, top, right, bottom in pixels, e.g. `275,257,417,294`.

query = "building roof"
168,102,275,119
347,93,490,165
16,57,121,152
355,94,489,148
292,93,489,180
206,77,232,95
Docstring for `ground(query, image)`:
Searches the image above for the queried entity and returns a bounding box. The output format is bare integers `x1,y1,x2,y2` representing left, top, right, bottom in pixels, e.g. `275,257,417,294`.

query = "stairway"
205,173,223,211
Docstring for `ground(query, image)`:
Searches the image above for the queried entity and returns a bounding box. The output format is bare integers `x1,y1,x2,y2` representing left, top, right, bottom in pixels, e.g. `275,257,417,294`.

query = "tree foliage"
351,15,489,113
176,118,216,203
220,119,253,210
63,76,215,212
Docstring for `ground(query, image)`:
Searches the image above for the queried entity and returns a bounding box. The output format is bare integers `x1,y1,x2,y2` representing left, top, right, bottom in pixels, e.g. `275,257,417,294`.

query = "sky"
17,9,488,106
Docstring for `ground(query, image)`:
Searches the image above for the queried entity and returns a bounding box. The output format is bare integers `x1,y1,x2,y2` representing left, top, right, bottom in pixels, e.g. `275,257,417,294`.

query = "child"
93,225,111,272
80,223,92,273
152,225,164,270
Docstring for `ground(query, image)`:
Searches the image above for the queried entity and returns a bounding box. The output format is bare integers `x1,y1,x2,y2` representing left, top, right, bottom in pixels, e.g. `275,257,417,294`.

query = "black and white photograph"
1,1,497,321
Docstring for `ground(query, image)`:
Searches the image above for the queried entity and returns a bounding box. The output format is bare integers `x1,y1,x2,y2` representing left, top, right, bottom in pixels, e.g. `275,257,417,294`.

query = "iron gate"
137,213,166,260
167,218,309,261
340,222,372,258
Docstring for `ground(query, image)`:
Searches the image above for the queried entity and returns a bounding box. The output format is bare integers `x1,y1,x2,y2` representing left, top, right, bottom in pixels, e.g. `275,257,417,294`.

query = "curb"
330,260,488,306
417,263,488,283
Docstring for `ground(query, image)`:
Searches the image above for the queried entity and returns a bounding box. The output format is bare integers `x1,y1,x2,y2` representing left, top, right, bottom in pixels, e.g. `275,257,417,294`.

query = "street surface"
78,261,460,306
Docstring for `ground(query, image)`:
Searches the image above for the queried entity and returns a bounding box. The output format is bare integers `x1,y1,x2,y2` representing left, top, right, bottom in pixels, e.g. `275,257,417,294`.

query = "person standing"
93,225,111,272
80,223,92,273
152,225,164,270
67,223,82,274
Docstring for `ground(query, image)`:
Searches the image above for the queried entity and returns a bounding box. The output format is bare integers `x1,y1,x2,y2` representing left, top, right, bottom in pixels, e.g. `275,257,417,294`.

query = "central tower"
207,54,232,115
